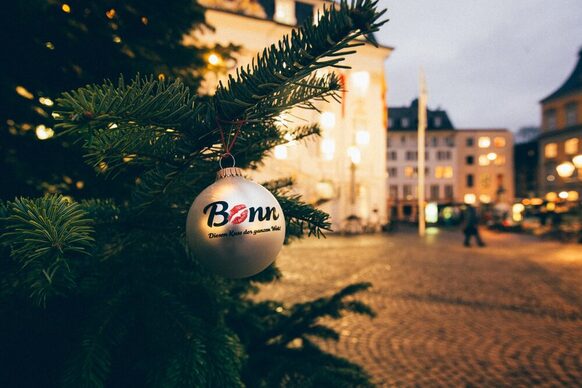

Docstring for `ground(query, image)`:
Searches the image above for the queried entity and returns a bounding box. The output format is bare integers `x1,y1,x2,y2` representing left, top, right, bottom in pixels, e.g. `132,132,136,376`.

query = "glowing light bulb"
15,86,34,100
61,4,71,13
35,125,54,140
556,161,575,178
208,53,221,66
39,97,54,106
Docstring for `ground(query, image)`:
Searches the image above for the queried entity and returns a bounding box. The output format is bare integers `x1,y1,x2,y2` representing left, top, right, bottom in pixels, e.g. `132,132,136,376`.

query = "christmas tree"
0,0,235,199
0,1,387,386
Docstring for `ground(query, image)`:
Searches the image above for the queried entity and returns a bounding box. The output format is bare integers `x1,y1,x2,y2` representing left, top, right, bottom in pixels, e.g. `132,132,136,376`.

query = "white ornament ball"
186,167,286,278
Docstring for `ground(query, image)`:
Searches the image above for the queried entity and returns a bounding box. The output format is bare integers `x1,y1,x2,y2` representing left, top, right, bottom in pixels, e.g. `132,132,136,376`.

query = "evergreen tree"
1,1,387,386
0,0,234,199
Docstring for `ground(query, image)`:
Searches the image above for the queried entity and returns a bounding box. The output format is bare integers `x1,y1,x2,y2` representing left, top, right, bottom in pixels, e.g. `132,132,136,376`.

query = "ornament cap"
216,167,244,180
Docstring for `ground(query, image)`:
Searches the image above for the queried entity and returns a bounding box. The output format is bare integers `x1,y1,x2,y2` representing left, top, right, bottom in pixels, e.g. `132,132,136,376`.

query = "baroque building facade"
386,100,456,221
190,0,393,229
386,101,515,222
538,47,582,201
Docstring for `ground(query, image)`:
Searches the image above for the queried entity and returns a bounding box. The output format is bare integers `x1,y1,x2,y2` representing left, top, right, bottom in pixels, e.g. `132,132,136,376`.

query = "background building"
191,0,393,229
538,47,582,201
514,139,539,199
387,100,456,221
456,129,515,206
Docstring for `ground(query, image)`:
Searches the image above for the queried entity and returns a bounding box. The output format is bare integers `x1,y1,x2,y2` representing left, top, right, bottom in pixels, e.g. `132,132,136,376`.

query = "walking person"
462,204,485,247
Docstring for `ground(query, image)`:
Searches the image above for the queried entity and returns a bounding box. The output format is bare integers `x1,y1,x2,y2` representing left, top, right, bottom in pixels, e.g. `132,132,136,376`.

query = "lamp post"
348,146,361,206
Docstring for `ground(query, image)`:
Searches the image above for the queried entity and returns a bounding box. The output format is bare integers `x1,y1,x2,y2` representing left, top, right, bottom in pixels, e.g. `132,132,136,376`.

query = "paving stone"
258,228,582,386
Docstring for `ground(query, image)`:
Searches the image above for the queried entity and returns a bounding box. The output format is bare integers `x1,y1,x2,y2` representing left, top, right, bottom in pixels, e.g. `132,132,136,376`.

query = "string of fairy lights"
8,3,151,142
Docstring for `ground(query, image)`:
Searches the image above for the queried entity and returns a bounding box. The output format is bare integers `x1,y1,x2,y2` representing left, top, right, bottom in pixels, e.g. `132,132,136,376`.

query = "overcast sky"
375,0,582,132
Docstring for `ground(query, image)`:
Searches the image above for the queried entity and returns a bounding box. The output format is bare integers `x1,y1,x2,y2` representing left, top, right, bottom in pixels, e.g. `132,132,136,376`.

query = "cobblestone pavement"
258,228,582,386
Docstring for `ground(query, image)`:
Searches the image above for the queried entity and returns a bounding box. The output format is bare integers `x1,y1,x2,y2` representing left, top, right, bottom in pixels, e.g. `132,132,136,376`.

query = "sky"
375,0,582,132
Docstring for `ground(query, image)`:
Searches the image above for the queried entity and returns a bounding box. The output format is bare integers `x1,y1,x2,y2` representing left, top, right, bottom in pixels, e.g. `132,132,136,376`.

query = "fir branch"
213,0,387,121
275,193,332,239
54,76,202,137
1,196,94,306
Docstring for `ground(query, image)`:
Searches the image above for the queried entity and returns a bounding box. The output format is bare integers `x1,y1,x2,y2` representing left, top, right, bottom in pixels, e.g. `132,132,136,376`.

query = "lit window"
350,71,370,96
565,138,579,155
478,137,491,148
274,0,296,24
356,130,370,145
494,155,506,166
404,166,415,177
434,166,451,179
319,112,336,131
544,143,557,158
478,155,490,166
493,137,506,147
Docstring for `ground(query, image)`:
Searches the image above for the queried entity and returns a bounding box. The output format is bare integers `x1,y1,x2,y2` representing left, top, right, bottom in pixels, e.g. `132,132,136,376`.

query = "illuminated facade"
189,0,393,229
386,102,515,221
386,100,456,221
455,129,515,206
538,48,582,201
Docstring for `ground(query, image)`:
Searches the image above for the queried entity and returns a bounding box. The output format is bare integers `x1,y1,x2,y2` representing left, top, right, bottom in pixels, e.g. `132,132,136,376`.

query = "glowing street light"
573,154,582,169
558,191,569,200
347,146,361,165
207,52,221,66
556,161,575,178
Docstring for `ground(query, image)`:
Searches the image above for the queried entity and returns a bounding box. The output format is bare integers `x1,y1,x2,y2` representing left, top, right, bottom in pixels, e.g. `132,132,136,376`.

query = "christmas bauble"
186,167,286,278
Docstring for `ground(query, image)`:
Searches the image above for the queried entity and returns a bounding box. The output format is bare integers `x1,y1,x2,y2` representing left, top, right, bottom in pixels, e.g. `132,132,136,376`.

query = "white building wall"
189,4,392,229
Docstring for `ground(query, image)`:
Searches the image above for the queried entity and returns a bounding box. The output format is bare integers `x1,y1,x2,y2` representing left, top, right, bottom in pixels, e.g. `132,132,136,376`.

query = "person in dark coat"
462,204,485,247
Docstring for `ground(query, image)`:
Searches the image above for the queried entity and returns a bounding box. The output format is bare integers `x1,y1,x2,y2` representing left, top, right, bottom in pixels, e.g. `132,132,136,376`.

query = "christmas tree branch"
212,0,387,121
1,196,94,306
54,76,200,137
274,193,332,239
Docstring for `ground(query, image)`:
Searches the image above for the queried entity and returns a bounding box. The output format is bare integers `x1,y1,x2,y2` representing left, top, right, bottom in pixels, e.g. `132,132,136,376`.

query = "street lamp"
348,146,361,206
556,161,575,178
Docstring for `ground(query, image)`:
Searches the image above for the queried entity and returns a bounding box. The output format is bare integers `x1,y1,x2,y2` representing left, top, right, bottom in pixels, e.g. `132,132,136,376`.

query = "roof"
388,99,455,131
541,47,582,103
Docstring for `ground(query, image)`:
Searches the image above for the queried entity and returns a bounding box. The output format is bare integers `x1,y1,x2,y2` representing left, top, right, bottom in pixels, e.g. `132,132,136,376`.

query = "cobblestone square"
259,228,582,386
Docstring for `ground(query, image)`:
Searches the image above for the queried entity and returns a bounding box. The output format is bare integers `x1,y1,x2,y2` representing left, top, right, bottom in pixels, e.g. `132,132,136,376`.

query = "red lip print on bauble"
228,204,248,224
